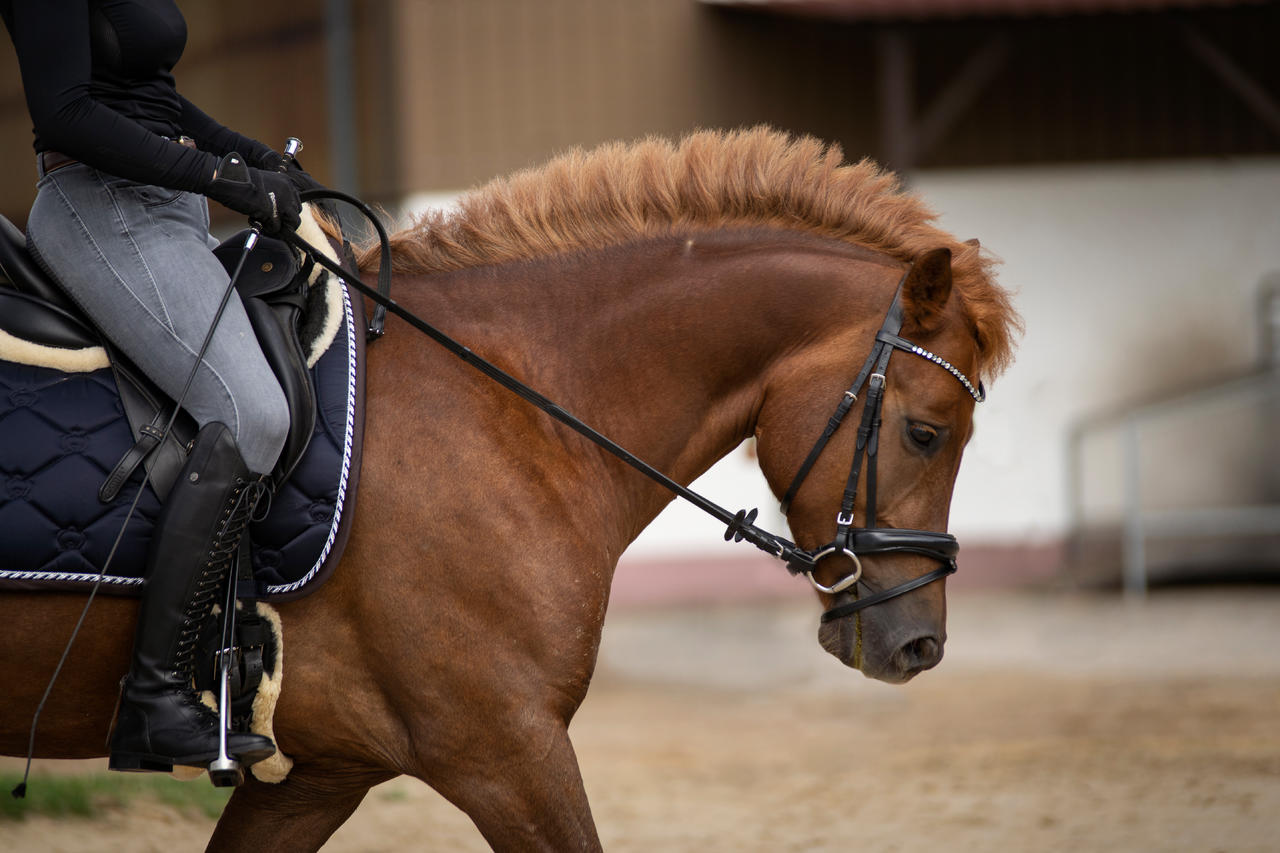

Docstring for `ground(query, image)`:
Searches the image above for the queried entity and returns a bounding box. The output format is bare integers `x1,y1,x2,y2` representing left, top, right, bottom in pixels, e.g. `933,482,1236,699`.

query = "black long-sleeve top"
0,0,273,192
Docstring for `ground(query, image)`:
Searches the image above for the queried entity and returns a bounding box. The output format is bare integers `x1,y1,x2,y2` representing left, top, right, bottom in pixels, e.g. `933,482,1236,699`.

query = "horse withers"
0,127,1018,851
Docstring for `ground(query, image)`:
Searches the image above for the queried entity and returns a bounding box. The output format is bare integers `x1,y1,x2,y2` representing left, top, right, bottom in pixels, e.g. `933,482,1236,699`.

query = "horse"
0,127,1017,850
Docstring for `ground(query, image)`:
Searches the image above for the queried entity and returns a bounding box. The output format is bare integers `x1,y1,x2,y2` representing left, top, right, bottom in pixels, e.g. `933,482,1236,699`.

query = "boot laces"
172,478,271,681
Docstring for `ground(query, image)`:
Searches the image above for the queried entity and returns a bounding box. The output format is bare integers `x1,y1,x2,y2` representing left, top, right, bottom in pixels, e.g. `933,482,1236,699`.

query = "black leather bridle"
779,271,985,624
284,222,986,624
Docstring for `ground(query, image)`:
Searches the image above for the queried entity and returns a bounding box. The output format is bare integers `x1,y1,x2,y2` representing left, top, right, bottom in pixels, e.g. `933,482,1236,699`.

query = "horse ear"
901,247,952,332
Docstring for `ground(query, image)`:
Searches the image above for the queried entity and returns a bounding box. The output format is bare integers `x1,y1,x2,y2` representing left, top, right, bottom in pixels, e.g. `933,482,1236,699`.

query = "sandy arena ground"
3,584,1278,852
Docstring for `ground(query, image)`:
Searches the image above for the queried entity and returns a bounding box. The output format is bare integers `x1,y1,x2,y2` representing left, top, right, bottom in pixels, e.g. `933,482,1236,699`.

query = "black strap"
839,360,888,520
779,388,859,515
844,527,960,559
228,535,265,716
780,274,906,515
819,563,956,623
861,290,904,533
98,422,165,503
864,392,882,530
875,330,919,351
780,337,884,516
833,301,895,534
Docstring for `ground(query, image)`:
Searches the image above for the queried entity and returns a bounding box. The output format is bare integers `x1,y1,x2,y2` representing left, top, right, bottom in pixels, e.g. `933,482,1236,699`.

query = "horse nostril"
897,635,943,675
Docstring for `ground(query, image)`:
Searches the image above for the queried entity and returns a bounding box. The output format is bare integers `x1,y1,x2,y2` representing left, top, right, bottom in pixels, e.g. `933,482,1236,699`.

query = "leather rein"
286,210,984,622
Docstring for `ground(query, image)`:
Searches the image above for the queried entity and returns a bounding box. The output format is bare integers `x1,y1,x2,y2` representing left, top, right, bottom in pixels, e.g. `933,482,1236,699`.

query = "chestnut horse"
0,128,1016,850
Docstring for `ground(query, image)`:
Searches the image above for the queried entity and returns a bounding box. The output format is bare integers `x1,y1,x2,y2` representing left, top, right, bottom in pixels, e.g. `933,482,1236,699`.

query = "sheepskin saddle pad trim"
0,279,366,601
172,601,293,784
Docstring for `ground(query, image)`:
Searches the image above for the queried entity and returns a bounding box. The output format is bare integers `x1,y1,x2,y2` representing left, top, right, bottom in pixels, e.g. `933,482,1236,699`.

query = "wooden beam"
876,28,914,171
325,0,360,195
913,35,1009,164
1181,23,1280,141
875,29,1008,172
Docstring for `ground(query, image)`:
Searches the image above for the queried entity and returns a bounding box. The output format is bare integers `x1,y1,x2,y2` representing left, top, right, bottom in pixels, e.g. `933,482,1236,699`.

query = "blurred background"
2,0,1278,597
2,2,1278,850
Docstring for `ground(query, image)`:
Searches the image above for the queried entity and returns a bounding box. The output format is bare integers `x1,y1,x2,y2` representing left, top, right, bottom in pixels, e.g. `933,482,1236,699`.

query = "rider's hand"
256,150,327,197
205,165,302,235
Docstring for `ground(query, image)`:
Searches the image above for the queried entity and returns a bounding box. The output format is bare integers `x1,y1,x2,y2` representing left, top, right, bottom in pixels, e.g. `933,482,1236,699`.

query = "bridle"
776,270,985,624
284,219,986,624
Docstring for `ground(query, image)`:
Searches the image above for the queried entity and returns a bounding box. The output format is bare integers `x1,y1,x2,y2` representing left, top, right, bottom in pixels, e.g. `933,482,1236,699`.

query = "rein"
285,204,984,620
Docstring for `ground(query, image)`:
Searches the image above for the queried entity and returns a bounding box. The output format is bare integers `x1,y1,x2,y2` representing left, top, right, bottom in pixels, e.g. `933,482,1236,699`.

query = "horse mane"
359,126,1019,377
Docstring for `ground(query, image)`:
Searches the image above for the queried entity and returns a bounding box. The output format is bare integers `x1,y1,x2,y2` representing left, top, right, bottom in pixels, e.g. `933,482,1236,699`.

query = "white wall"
923,158,1280,542
408,157,1280,558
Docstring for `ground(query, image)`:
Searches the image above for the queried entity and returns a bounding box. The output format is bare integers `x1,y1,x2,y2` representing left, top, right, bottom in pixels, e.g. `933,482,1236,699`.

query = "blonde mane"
368,126,1019,377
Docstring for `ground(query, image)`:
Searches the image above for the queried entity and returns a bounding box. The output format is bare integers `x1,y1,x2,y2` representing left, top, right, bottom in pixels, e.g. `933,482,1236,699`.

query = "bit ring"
805,546,863,594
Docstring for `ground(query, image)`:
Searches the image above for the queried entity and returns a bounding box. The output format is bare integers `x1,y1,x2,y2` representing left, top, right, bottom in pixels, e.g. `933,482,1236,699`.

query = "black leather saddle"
0,213,317,498
0,214,100,351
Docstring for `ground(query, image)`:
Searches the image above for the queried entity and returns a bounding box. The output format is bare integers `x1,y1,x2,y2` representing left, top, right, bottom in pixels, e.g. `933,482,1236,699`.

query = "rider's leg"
26,162,290,768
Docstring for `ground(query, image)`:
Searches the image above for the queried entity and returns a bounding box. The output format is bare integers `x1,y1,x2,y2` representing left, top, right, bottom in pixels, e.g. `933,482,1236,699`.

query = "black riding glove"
256,150,327,197
205,160,302,235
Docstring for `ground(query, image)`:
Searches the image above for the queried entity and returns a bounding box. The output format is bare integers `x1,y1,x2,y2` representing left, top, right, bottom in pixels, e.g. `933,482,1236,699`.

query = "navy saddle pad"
0,283,366,602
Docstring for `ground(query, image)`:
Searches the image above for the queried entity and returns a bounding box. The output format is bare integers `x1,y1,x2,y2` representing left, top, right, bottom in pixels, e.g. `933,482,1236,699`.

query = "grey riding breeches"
25,160,288,476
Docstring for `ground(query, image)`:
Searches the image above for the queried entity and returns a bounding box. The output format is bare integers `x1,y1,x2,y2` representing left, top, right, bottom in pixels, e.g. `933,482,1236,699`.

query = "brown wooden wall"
3,1,1277,225
385,0,712,194
1,26,37,225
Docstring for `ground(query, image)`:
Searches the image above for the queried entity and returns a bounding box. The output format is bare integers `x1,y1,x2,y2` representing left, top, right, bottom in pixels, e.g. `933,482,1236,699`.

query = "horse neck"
390,228,897,546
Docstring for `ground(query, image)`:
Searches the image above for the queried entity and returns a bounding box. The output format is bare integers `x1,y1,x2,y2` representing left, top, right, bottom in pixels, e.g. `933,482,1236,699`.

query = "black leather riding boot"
109,422,276,773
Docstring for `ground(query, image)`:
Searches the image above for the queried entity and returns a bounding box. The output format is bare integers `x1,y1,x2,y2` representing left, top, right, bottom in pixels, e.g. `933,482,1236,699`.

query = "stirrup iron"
207,577,242,787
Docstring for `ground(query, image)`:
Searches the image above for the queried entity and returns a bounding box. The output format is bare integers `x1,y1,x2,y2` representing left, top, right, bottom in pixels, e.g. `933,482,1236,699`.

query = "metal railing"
1065,277,1280,597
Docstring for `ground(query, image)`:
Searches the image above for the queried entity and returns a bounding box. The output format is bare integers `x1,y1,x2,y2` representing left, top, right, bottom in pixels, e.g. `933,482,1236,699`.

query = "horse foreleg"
205,764,393,852
426,720,601,852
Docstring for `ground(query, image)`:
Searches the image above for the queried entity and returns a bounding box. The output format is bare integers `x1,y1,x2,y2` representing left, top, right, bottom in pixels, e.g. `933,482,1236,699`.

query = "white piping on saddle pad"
175,601,294,783
0,326,109,372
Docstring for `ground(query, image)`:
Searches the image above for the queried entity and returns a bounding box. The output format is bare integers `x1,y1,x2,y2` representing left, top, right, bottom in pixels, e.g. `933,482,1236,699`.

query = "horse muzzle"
818,618,946,683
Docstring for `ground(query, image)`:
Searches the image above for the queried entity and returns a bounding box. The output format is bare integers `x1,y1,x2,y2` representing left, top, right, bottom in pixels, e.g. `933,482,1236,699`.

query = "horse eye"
908,423,937,448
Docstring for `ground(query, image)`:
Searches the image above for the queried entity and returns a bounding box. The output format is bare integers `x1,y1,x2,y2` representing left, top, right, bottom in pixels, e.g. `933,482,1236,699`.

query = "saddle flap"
0,288,100,351
214,229,317,487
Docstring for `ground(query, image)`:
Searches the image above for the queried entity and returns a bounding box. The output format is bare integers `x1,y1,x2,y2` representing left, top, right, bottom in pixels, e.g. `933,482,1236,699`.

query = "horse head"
755,247,985,683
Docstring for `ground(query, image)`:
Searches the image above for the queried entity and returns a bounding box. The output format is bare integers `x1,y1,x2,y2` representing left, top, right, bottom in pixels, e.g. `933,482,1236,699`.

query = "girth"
779,270,984,622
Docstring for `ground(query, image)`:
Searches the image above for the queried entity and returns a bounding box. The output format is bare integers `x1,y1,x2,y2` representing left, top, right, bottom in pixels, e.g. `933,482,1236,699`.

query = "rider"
1,0,319,771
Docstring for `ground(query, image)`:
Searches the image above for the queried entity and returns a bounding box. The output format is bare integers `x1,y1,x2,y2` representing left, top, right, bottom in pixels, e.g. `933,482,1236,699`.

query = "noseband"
778,274,985,624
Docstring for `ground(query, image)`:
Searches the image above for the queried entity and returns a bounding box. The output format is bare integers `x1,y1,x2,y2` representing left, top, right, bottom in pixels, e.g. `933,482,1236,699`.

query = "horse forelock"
360,126,1019,379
